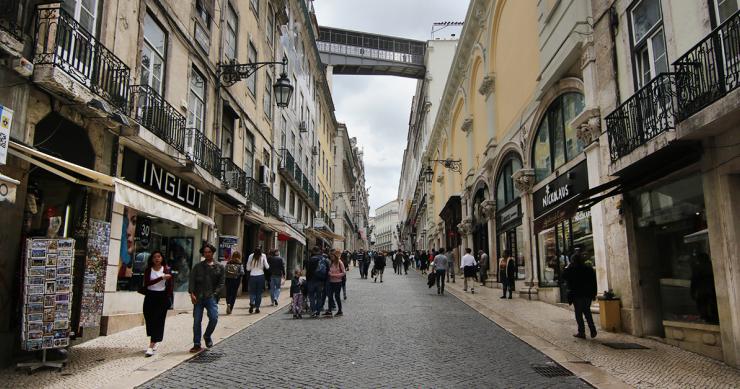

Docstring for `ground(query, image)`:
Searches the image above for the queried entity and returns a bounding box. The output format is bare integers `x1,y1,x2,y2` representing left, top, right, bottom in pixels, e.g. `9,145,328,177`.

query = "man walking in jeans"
306,246,328,318
189,244,224,353
433,248,448,295
562,249,598,339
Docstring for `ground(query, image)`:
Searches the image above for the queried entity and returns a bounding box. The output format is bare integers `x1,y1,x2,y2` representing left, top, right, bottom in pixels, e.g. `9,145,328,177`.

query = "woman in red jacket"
142,250,173,357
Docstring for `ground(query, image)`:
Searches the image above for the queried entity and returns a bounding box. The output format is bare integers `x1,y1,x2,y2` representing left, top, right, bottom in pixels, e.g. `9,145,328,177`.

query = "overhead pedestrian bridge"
317,26,426,79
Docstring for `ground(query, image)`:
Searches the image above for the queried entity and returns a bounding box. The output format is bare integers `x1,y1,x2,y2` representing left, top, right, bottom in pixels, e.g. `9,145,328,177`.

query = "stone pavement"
442,273,740,389
0,285,293,389
140,267,590,389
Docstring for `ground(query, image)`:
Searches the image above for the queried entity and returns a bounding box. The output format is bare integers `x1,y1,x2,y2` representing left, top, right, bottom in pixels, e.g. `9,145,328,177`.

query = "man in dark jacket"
189,243,224,352
305,246,329,318
562,250,598,339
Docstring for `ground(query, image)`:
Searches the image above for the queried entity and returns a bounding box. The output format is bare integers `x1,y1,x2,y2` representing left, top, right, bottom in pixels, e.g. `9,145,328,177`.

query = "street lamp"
218,56,293,108
429,159,463,174
423,166,434,183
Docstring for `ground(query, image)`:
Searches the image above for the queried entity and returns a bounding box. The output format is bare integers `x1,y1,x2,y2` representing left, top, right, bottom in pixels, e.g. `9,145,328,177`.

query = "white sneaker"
145,348,154,357
152,342,160,351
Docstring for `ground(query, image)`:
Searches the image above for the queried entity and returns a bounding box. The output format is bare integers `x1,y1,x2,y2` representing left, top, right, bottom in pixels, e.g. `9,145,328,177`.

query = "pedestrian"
306,246,329,318
562,249,598,339
461,248,478,293
419,251,429,274
326,249,346,317
189,243,224,353
403,251,410,275
142,250,173,357
433,248,448,295
478,249,489,286
341,250,350,300
267,249,285,306
351,250,358,268
446,248,456,283
373,250,386,283
246,247,270,314
290,269,306,319
224,251,244,314
362,250,371,279
394,249,404,275
499,250,516,299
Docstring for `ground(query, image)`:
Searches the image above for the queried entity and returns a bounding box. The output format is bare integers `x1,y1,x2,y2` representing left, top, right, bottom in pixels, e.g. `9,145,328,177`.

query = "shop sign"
533,161,588,219
0,105,13,165
218,235,239,262
0,174,19,204
121,149,208,214
136,216,152,247
496,203,521,229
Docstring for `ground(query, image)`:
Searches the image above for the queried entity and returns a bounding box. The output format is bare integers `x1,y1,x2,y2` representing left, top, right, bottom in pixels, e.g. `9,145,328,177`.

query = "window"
221,108,235,159
250,0,259,16
266,6,275,47
247,42,257,96
187,67,206,132
279,181,286,207
244,131,254,177
224,3,237,62
193,0,212,52
631,0,668,87
495,155,522,210
715,0,739,24
289,191,295,214
532,93,585,182
62,0,98,34
264,73,273,119
141,13,166,94
280,115,287,149
195,0,211,30
290,131,296,154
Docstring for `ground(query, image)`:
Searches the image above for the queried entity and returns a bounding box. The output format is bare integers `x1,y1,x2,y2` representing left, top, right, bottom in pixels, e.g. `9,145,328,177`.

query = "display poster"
21,238,75,351
79,219,110,328
0,105,13,165
218,235,239,262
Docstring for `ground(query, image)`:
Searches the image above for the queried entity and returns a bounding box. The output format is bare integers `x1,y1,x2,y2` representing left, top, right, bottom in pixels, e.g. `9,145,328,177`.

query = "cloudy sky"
313,0,469,215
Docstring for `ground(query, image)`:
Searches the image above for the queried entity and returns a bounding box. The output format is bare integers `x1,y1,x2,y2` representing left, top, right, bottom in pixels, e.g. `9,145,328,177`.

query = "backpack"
225,263,240,278
315,257,329,280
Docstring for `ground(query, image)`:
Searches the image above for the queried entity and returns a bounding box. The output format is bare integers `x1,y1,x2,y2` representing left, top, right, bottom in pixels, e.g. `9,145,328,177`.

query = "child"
290,270,306,319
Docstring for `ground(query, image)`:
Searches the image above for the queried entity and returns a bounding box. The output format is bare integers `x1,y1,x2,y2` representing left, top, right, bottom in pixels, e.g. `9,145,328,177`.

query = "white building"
373,199,399,252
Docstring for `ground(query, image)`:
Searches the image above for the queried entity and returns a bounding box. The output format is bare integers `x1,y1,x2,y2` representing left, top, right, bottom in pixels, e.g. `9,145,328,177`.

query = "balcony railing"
221,158,247,195
279,148,296,176
246,177,266,207
130,85,186,152
605,73,677,161
34,3,130,111
674,10,740,120
186,128,222,178
264,191,280,218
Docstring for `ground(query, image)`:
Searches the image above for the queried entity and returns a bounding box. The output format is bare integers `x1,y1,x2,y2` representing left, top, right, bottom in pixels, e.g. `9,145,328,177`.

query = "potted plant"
597,289,621,332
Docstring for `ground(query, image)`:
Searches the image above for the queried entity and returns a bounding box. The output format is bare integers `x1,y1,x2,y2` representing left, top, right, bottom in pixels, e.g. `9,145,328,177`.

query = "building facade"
373,199,399,252
396,0,740,368
331,123,370,252
0,0,348,365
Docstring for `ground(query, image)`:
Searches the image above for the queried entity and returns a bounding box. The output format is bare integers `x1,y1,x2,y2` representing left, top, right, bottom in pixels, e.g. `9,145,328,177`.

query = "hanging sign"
0,105,13,165
0,173,19,204
533,161,588,219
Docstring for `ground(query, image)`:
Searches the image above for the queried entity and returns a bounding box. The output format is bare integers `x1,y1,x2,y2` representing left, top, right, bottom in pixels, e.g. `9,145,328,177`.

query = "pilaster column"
513,169,537,287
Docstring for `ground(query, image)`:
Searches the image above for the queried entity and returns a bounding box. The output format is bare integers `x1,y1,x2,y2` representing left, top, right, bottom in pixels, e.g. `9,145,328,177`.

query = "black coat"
562,263,597,301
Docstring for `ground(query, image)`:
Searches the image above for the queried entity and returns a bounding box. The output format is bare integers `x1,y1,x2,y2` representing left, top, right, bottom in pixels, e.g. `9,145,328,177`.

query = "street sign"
0,173,19,204
0,105,13,165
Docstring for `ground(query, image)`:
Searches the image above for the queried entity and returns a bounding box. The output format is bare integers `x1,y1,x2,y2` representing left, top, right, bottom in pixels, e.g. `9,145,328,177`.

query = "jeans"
435,269,446,293
270,276,282,303
341,275,347,298
447,266,455,282
502,277,514,297
573,296,596,335
362,262,371,278
248,274,265,308
193,296,218,346
225,277,240,307
307,280,325,314
327,282,342,312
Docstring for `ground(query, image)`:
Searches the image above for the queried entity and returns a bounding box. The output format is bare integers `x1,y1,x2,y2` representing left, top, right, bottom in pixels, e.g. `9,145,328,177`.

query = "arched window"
495,154,522,210
532,93,585,182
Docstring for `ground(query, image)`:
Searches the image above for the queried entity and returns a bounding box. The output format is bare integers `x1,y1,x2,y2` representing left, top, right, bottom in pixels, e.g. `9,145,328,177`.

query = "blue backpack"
315,257,328,280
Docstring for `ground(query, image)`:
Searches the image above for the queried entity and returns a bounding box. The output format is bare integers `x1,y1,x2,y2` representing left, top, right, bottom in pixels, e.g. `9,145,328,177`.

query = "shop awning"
306,227,345,242
9,141,114,191
114,178,214,229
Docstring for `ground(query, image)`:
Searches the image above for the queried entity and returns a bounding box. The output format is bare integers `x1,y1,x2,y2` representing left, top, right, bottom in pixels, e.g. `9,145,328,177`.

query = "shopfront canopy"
114,178,214,229
9,141,114,191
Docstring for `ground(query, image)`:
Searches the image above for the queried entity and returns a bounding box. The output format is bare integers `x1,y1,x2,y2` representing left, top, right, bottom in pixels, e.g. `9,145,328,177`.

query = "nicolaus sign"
121,149,208,214
533,161,587,219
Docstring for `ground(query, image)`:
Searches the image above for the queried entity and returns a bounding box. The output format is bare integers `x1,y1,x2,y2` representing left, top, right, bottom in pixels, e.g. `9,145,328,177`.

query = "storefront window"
117,207,202,292
630,173,716,324
537,211,594,286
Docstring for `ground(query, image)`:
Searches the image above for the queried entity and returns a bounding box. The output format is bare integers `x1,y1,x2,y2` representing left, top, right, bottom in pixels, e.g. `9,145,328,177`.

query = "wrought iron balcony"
278,148,296,176
130,85,186,152
674,10,740,120
246,177,266,207
605,73,677,161
34,3,130,111
264,191,280,218
186,128,222,178
221,158,247,195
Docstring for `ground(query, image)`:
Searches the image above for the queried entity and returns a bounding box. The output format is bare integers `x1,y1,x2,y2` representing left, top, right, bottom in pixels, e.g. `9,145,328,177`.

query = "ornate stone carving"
478,74,495,96
436,175,444,184
480,199,496,221
423,100,432,113
512,169,536,194
576,116,602,146
457,217,473,236
461,116,473,133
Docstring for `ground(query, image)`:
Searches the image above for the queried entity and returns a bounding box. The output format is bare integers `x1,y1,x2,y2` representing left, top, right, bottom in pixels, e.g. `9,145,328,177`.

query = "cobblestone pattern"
443,276,740,389
140,269,589,389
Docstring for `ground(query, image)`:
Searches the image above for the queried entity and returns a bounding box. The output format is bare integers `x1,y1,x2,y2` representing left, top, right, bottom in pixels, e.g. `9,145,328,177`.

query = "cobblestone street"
140,268,589,389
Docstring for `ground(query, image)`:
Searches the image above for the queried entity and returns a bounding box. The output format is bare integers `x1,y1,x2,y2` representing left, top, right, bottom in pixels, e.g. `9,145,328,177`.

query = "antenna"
431,21,464,39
